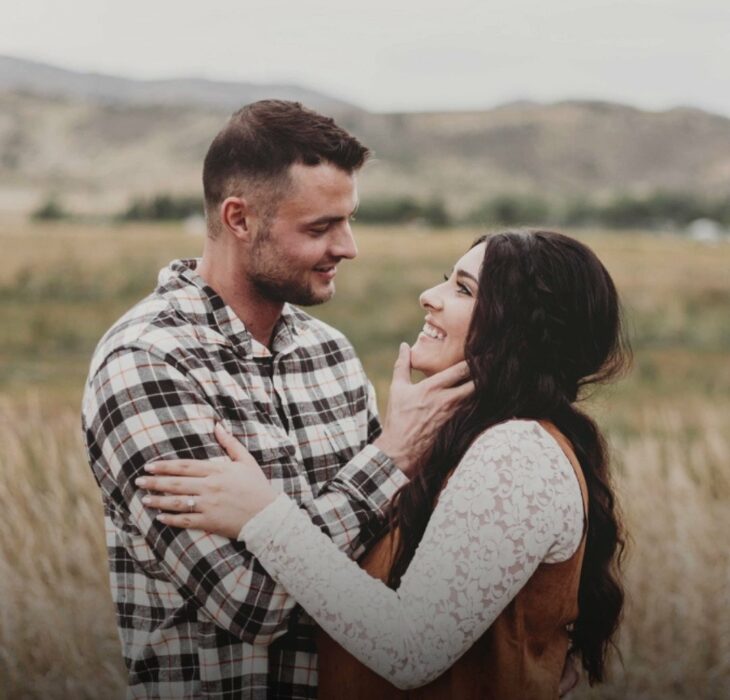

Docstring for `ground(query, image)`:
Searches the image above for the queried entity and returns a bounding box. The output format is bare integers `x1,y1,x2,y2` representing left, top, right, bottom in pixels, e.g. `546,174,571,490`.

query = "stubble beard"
249,224,334,307
250,271,333,307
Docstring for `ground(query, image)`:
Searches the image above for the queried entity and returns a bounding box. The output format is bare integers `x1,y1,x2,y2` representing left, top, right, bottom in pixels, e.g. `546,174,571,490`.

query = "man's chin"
290,284,335,307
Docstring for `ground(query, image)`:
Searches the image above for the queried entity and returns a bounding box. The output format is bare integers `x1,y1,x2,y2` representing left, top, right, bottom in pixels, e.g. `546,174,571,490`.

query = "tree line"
32,191,730,230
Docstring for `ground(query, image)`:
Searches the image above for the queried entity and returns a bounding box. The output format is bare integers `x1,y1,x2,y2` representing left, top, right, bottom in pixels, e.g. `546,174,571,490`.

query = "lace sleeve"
240,420,585,690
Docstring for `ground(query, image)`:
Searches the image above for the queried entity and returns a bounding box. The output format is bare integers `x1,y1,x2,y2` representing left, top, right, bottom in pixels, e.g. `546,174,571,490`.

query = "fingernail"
141,495,151,504
144,463,156,472
156,514,167,523
135,477,147,487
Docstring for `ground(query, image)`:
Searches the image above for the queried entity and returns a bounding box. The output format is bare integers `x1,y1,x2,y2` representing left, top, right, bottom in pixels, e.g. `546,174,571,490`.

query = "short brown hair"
202,100,370,211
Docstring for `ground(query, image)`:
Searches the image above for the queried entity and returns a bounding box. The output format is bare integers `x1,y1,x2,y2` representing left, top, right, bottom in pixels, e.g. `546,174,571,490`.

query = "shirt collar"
157,258,304,357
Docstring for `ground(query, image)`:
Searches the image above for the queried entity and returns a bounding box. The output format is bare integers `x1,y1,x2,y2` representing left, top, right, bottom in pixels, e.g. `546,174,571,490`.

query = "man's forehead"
287,161,356,188
278,162,358,213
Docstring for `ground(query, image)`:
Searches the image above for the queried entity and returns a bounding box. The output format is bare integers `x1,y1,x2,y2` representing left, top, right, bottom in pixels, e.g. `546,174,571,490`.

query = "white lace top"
240,419,585,690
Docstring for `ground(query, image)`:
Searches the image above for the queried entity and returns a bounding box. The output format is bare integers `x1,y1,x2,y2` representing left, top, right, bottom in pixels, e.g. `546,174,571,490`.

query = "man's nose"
330,222,358,260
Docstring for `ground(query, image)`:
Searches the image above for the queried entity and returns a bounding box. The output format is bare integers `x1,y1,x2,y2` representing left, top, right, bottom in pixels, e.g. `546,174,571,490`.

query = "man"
82,100,470,699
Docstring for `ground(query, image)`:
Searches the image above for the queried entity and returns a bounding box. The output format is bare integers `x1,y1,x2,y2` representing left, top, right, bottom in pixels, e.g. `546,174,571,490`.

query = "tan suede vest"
317,422,589,700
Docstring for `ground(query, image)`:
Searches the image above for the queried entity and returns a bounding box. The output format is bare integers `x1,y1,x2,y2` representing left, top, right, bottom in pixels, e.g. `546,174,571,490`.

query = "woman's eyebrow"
455,269,479,284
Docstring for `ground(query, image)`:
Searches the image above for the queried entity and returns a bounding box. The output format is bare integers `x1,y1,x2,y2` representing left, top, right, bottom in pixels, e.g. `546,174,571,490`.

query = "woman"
139,229,628,698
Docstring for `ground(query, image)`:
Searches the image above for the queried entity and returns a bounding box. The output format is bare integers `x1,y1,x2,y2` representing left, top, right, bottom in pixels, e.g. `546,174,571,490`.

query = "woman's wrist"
238,492,295,543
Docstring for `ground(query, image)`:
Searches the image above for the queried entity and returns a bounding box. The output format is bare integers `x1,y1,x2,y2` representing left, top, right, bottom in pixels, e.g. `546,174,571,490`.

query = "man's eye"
310,225,330,234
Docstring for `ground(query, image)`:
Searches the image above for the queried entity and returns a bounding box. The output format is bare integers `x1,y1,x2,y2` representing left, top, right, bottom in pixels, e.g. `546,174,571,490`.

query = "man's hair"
202,100,370,216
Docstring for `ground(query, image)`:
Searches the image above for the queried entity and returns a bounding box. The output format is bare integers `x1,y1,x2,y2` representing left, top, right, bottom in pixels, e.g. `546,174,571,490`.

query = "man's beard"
249,225,333,306
250,271,332,307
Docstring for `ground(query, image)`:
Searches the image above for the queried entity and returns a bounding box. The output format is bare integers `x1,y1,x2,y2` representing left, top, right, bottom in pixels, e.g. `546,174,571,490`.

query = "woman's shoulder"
460,419,580,497
457,419,586,562
469,418,556,452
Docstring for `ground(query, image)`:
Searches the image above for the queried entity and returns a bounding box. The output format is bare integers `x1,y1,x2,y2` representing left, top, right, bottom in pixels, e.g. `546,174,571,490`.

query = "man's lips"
314,265,337,280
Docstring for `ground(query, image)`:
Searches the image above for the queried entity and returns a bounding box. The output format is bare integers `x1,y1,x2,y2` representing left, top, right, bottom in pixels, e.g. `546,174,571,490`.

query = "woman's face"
410,242,485,376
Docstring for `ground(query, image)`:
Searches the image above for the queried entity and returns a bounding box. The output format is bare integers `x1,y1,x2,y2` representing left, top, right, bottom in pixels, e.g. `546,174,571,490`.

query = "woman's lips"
420,321,446,340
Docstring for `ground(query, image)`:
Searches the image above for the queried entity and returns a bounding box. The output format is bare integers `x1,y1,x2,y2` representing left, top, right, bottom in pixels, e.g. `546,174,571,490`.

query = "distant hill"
0,55,360,113
1,55,729,217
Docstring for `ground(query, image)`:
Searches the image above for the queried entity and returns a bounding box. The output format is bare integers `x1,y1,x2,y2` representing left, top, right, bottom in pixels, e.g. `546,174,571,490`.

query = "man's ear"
220,196,254,241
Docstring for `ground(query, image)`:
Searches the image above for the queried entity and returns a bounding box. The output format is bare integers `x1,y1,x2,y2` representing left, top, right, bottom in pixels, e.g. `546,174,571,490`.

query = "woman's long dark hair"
386,229,629,684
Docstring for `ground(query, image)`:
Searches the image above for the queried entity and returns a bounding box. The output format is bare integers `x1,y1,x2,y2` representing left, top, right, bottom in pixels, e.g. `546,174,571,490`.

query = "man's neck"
197,256,283,348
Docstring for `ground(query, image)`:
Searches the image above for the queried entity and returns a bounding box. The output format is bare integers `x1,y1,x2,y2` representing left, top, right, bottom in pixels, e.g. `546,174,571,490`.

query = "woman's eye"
457,283,472,296
443,273,450,282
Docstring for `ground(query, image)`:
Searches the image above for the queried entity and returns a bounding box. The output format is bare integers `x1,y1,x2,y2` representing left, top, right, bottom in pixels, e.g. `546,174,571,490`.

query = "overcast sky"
2,0,728,115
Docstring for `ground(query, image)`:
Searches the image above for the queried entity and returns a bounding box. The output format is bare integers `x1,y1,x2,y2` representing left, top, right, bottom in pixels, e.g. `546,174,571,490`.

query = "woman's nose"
419,285,443,310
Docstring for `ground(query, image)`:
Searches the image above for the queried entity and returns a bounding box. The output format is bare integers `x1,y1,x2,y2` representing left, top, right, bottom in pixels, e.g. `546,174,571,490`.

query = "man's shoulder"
88,291,223,380
289,306,354,352
289,307,369,371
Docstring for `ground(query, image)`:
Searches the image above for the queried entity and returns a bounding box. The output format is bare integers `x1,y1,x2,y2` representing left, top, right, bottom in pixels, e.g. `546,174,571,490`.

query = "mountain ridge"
1,56,729,217
0,55,361,113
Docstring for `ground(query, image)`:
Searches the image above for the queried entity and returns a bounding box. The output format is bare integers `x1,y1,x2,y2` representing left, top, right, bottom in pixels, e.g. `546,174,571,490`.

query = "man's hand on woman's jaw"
374,343,474,478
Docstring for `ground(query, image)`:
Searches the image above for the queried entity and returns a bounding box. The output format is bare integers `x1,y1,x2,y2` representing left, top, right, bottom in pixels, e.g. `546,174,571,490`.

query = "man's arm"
302,343,474,557
84,347,405,645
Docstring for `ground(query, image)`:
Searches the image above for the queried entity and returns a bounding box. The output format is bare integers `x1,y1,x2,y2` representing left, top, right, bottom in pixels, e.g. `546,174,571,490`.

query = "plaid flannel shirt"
82,259,407,699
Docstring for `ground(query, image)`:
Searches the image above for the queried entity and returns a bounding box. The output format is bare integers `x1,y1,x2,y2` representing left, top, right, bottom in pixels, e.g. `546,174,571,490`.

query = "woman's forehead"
456,242,487,276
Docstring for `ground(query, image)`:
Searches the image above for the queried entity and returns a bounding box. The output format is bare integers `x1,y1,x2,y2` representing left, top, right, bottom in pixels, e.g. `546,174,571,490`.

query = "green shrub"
31,198,70,221
466,194,550,226
120,194,203,221
356,197,451,227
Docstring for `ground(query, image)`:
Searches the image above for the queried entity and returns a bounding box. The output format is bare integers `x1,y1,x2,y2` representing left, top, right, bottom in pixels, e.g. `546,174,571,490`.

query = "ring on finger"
186,496,196,513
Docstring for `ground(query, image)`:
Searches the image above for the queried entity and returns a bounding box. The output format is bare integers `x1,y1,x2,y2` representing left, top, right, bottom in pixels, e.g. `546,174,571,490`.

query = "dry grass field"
0,221,728,699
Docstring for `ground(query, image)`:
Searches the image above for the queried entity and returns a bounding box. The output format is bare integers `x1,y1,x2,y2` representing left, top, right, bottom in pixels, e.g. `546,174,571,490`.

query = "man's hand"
558,653,581,697
374,343,474,477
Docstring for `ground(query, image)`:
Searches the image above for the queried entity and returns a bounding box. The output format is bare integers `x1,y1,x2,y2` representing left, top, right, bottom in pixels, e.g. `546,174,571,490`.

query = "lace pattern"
241,420,585,690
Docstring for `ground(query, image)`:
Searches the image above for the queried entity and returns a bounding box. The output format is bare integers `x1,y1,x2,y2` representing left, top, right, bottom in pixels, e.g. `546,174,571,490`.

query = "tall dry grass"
1,397,728,698
0,398,126,698
1,223,728,697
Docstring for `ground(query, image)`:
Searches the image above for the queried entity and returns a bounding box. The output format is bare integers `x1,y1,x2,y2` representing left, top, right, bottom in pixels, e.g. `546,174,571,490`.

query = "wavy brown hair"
386,229,629,684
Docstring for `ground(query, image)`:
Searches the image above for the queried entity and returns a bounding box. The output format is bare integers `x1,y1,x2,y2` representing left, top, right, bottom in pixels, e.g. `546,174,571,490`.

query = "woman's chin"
410,342,441,377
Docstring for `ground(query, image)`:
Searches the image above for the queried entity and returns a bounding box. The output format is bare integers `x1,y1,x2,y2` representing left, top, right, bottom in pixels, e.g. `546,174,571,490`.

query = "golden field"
0,221,728,699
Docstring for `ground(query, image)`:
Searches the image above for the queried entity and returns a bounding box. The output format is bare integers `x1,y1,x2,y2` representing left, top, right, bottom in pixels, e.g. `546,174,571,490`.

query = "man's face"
247,162,359,306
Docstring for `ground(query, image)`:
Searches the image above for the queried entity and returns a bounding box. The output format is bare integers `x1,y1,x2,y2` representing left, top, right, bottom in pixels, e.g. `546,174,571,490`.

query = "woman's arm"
239,420,585,689
140,419,584,687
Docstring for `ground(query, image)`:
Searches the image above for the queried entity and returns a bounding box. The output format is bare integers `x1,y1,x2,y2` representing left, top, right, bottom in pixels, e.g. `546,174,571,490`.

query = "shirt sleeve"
240,420,585,688
83,347,406,647
310,377,408,558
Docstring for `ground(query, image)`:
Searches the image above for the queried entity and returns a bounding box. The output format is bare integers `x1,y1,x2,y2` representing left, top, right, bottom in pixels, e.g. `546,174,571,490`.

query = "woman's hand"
135,424,277,539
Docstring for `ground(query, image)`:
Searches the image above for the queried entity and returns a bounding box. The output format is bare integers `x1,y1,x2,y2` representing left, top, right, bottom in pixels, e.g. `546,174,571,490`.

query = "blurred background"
0,1,728,698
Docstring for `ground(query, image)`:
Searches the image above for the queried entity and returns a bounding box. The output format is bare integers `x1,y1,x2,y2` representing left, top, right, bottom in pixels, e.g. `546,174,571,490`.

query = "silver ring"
186,496,196,513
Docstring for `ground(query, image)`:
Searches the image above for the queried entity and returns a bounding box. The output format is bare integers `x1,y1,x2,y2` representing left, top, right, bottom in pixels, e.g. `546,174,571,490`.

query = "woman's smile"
420,320,446,341
411,242,484,375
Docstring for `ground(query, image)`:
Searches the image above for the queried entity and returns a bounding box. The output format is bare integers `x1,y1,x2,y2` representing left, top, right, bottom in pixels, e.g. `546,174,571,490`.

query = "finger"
134,474,205,495
447,379,476,401
142,493,205,513
426,360,470,388
390,343,413,386
155,512,207,530
558,654,580,696
145,459,217,477
215,423,249,461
